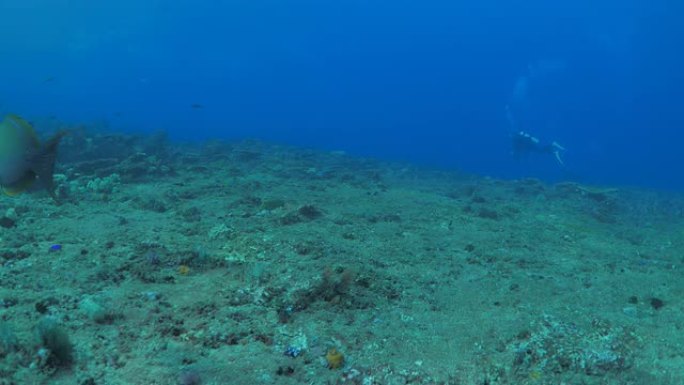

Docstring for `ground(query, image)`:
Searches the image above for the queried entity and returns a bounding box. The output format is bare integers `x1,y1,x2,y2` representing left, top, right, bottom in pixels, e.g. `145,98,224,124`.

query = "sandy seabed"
1,132,683,385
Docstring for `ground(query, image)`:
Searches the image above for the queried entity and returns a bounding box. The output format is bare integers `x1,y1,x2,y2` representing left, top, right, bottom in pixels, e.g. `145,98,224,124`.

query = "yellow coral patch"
325,348,344,369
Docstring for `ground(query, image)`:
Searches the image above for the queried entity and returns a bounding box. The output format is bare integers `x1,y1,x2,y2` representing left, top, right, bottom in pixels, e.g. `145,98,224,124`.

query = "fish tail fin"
1,172,36,196
33,130,67,200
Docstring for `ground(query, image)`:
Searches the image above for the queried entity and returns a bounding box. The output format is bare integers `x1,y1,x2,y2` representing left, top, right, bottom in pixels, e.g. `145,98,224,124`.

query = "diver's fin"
551,141,566,151
553,151,565,166
31,130,67,200
551,141,566,166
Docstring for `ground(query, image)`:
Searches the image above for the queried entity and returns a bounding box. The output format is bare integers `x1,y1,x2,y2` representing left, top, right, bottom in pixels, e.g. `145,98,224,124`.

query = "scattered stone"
650,297,665,310
0,217,15,229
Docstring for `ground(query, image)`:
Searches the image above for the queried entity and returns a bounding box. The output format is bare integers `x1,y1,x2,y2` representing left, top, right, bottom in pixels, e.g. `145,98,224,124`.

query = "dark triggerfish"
0,114,65,199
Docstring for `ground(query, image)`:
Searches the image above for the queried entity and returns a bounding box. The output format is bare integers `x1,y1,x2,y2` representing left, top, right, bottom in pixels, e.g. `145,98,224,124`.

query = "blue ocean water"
1,0,682,190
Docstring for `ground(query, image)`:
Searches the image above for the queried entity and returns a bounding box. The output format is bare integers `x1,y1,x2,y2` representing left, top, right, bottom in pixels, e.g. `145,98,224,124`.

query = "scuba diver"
506,105,566,167
511,130,566,166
